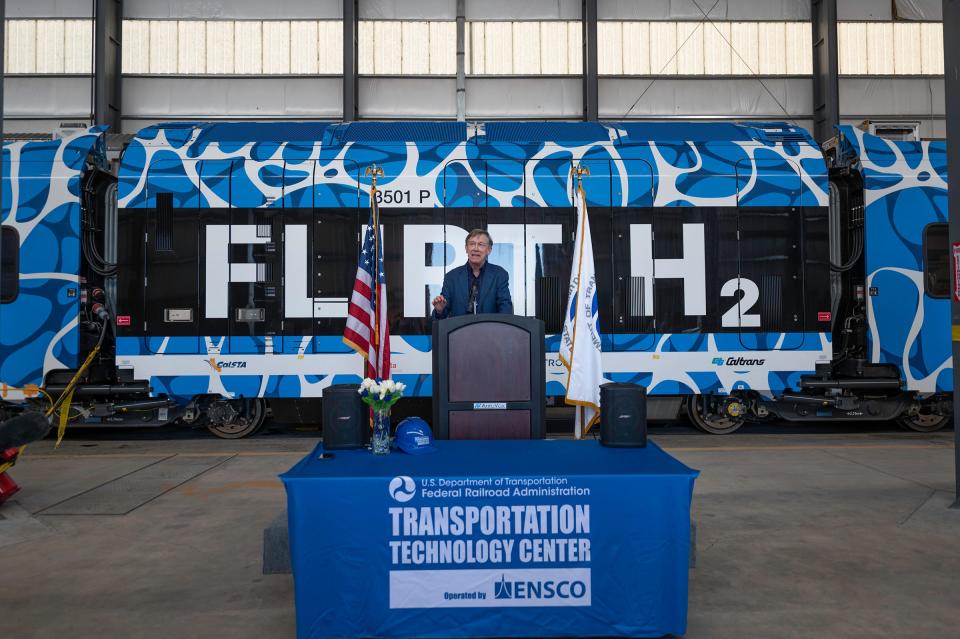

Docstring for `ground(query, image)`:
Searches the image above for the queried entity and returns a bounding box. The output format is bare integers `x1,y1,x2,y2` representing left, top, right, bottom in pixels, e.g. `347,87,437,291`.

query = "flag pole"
365,164,384,380
569,164,590,438
566,164,590,369
560,164,602,439
363,165,385,432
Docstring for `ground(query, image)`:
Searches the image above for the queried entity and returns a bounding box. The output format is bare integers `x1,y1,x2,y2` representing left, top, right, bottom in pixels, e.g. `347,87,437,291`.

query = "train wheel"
207,399,267,439
897,411,951,433
687,396,745,435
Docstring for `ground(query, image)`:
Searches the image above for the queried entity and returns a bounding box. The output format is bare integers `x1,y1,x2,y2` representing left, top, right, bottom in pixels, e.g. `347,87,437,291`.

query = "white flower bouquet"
357,378,406,413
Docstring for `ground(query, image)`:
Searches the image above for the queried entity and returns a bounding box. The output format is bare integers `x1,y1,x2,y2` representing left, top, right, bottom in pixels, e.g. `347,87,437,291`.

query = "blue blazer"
431,262,513,320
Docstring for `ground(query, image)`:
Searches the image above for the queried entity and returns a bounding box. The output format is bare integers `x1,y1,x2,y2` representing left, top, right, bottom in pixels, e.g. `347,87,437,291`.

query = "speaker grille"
599,382,647,447
536,276,564,334
322,384,368,449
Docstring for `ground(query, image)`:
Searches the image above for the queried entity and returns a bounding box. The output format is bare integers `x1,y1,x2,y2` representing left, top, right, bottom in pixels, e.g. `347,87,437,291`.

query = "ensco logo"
388,476,416,503
493,574,587,601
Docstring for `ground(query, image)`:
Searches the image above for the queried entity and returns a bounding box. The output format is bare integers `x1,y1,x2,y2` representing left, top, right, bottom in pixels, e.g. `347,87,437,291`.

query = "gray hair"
465,229,492,246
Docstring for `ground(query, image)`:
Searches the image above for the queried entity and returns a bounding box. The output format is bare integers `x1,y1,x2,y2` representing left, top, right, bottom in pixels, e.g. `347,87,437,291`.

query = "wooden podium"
431,314,546,440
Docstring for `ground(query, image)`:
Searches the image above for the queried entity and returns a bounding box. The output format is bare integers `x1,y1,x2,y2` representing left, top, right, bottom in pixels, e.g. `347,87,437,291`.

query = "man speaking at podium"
431,229,513,319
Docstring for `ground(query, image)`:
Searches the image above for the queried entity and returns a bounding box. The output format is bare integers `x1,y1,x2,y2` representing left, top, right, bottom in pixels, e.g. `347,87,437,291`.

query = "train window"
923,223,949,298
1,226,19,304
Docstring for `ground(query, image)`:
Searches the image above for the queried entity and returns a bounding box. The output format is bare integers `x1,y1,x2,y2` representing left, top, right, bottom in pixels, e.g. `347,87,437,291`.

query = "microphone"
469,282,479,315
0,412,52,450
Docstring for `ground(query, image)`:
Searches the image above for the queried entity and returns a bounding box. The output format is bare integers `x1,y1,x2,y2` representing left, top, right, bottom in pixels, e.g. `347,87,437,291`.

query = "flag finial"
571,164,590,186
365,164,385,187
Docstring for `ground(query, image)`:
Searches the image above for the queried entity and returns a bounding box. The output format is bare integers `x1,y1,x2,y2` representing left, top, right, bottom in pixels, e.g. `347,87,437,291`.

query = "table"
281,439,699,639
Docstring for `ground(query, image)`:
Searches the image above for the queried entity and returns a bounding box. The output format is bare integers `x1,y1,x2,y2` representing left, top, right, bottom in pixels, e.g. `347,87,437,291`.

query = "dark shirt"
466,262,486,314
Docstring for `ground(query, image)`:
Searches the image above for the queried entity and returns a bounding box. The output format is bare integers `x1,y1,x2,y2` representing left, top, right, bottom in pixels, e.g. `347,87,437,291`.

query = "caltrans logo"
712,356,766,366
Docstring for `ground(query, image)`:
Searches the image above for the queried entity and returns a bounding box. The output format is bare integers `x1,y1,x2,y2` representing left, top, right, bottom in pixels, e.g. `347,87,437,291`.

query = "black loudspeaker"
322,385,368,449
599,383,647,447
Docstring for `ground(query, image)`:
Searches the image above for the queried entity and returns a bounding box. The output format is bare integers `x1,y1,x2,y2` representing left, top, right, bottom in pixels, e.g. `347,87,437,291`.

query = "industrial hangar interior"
1,1,958,638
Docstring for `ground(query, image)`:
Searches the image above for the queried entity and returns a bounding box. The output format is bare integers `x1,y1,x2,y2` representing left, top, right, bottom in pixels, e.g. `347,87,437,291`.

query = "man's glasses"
466,240,489,248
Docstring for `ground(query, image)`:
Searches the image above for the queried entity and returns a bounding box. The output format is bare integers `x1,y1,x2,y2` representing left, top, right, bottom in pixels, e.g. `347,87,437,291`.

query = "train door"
221,160,284,355
372,160,441,336
610,159,656,353
278,161,318,356
573,157,616,346
440,159,519,306
647,206,711,338
226,207,284,354
735,159,806,350
144,158,200,354
0,226,17,351
197,159,231,352
310,160,360,355
508,157,569,327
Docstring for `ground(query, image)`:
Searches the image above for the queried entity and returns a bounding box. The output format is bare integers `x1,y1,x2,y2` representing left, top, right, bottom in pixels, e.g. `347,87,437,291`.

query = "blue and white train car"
0,120,950,436
825,125,951,431
0,127,114,407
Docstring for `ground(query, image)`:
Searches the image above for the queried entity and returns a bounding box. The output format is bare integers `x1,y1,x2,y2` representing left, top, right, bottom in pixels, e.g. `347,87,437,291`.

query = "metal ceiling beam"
811,0,839,144
582,0,598,121
343,0,359,122
94,0,122,130
456,0,466,122
943,0,960,508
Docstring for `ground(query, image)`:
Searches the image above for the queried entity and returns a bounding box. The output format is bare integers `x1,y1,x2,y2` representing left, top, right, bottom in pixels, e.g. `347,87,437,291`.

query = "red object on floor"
0,471,19,503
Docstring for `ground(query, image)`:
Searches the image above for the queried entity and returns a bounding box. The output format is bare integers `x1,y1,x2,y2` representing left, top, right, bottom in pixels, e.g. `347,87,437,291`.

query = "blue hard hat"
394,417,437,455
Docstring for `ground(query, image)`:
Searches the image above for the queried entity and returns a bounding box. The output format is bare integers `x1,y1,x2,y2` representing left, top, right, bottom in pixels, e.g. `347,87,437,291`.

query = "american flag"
342,193,391,379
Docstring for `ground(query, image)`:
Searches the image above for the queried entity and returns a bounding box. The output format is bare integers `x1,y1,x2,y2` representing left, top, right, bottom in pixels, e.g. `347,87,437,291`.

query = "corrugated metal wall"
5,17,944,78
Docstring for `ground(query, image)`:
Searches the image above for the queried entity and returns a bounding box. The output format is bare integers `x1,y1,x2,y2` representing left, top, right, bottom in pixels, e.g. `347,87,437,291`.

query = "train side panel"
112,121,831,406
838,126,951,393
0,129,107,401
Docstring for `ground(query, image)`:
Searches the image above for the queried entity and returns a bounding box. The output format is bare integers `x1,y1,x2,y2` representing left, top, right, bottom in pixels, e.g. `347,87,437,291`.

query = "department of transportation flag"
343,191,391,379
559,182,603,438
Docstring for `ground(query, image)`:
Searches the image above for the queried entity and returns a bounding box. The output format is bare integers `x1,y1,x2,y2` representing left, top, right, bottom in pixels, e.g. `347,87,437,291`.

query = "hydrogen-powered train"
0,120,950,437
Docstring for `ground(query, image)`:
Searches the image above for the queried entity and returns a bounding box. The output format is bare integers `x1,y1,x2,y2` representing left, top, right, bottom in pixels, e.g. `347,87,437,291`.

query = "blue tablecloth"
281,439,699,639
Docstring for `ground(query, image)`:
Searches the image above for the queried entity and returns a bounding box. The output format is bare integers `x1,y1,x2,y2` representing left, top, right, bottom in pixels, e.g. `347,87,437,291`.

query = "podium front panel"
432,314,546,439
449,410,531,439
448,323,531,402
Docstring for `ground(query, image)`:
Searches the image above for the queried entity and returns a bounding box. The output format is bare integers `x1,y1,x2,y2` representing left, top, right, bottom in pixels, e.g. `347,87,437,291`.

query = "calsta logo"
493,575,587,600
209,359,248,372
388,476,416,503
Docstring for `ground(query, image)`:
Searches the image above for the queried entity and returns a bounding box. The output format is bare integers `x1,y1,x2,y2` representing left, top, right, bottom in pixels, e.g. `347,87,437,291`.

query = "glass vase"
371,410,391,455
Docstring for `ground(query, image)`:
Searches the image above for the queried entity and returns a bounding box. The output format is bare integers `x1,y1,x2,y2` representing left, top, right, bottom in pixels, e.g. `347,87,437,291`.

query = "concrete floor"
1,427,958,639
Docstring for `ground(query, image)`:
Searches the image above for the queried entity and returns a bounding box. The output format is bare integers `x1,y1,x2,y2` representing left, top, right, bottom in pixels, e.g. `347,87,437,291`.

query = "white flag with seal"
559,182,603,438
